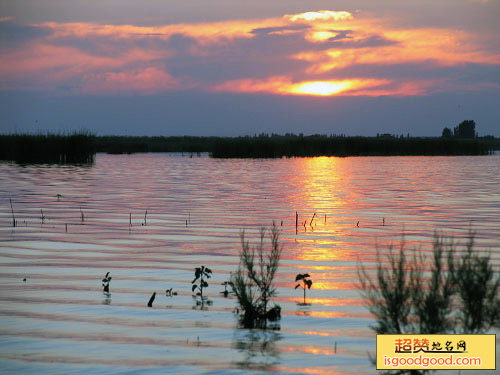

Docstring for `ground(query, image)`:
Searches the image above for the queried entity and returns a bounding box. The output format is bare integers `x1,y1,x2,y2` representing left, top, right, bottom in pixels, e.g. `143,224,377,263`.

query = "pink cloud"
0,10,498,96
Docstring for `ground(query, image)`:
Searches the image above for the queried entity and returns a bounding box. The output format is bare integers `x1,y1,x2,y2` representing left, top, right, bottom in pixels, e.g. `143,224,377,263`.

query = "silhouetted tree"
454,120,476,138
441,127,452,138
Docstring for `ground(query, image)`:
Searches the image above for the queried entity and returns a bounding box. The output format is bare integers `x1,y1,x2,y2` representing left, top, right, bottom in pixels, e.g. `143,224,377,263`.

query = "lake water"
0,154,499,375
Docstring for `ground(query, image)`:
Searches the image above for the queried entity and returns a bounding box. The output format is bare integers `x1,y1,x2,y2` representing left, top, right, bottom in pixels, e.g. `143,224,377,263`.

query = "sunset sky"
1,0,499,136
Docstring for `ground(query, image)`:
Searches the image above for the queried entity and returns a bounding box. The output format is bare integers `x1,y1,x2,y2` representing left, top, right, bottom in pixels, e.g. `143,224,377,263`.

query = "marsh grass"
359,233,499,374
359,233,499,336
454,235,500,333
1,133,494,162
231,224,283,328
9,197,16,227
211,135,491,158
0,132,95,164
95,135,217,154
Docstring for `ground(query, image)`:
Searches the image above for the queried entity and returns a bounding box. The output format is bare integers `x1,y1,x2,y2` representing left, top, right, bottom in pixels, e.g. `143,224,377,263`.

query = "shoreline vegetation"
1,132,498,163
0,132,96,164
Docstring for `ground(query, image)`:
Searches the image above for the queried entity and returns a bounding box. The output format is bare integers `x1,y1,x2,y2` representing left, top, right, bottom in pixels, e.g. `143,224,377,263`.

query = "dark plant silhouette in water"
166,288,177,297
295,273,312,305
9,197,16,227
453,234,500,333
192,265,212,298
102,272,112,293
148,292,156,307
221,280,233,297
231,223,283,328
358,231,500,374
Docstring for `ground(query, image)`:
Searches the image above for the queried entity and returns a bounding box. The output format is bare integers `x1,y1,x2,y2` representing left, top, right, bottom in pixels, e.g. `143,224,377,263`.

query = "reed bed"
210,135,492,158
1,133,494,162
0,132,95,164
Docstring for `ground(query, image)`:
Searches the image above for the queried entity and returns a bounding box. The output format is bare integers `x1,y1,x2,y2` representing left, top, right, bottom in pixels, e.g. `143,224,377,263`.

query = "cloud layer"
1,10,499,97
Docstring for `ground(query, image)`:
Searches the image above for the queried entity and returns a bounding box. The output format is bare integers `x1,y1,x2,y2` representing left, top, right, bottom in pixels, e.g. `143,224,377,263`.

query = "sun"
288,81,352,96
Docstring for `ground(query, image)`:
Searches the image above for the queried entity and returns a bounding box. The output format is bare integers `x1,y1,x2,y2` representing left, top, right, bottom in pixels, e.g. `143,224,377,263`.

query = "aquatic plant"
95,135,217,154
0,133,494,162
211,134,492,158
295,273,313,305
358,232,500,337
192,265,212,298
0,132,96,164
358,233,500,375
453,234,500,333
9,197,16,227
166,288,177,297
220,280,232,297
231,223,283,328
102,272,112,293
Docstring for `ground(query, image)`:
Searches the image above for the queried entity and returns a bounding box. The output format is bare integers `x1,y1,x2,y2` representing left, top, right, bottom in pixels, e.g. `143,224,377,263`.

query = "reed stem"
9,197,16,227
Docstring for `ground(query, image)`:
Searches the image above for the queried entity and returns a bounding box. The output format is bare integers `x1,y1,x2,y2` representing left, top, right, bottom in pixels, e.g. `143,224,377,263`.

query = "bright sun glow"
288,81,352,96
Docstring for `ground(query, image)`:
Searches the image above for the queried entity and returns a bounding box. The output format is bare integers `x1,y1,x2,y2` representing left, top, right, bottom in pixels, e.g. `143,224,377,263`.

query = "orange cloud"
39,18,278,45
213,77,397,97
0,9,498,96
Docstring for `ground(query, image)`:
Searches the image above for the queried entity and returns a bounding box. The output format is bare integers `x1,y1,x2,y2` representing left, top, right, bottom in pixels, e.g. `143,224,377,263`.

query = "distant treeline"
0,133,95,164
1,133,497,163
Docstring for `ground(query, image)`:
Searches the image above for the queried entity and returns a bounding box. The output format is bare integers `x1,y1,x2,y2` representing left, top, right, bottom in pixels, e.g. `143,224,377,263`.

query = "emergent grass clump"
231,223,283,328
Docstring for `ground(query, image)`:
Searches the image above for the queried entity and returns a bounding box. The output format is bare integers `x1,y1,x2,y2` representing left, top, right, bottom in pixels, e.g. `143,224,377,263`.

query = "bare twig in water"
9,197,16,227
148,292,156,307
309,213,316,227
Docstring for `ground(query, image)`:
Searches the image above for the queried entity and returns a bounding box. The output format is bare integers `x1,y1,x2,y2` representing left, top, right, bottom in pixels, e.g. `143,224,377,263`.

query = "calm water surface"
0,154,499,375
